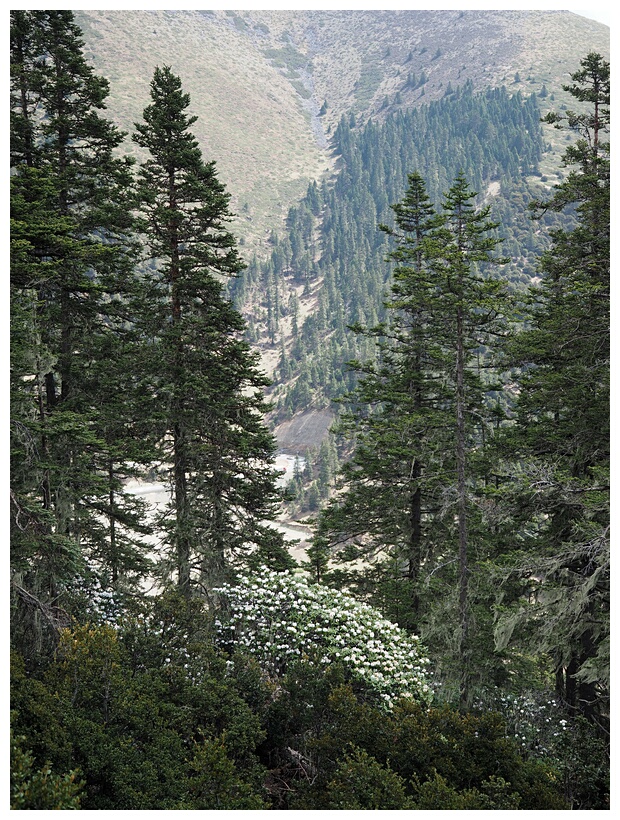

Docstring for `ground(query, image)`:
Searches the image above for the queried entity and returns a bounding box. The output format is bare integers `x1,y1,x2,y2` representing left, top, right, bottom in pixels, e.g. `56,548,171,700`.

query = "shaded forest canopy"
10,11,609,811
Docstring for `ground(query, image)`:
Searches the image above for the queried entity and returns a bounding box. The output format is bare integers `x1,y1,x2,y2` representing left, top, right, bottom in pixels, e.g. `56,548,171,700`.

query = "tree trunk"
174,421,191,592
456,304,470,709
408,460,422,618
36,369,52,512
167,168,192,593
108,458,118,585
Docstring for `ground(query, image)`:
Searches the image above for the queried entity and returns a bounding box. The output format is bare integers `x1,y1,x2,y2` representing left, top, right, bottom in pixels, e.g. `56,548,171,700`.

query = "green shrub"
261,669,567,809
11,594,269,809
10,727,84,810
323,747,413,809
185,734,267,809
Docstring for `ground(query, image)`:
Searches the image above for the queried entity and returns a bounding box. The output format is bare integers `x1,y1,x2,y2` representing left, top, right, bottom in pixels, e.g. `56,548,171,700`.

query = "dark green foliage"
553,715,610,809
10,725,84,810
321,747,413,809
314,173,448,604
410,772,521,809
423,173,511,703
495,53,609,726
13,630,598,810
132,66,286,590
10,11,150,652
261,671,566,810
10,27,610,811
11,595,269,810
316,172,512,703
185,735,267,809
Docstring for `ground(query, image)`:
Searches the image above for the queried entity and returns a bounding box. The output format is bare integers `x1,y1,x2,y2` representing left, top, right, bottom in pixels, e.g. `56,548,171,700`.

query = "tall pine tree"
132,67,290,594
423,173,509,706
10,11,149,653
315,173,511,703
497,53,610,726
313,173,450,623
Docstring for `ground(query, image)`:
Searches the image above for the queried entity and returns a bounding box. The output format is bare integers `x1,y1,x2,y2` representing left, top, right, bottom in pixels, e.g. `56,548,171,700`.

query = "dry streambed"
125,455,312,567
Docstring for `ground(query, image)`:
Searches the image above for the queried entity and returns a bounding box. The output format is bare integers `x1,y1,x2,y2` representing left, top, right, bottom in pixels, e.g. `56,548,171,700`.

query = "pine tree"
316,173,510,702
498,54,610,724
423,173,509,705
132,67,288,593
316,174,445,615
10,11,147,647
10,10,40,168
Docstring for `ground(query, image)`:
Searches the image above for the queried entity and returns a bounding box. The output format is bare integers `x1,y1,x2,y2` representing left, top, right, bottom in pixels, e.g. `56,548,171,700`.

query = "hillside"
75,9,609,253
10,14,610,807
74,9,609,460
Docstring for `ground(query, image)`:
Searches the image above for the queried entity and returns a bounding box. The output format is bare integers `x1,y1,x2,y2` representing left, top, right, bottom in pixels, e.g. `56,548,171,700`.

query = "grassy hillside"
76,9,608,256
75,9,330,250
75,9,608,452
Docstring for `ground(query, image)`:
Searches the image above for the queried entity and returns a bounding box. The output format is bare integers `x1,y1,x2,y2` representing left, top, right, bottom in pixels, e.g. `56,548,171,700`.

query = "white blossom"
214,567,432,710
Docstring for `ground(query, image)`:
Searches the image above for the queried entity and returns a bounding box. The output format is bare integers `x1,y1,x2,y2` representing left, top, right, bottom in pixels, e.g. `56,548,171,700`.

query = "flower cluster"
214,567,433,709
66,574,123,625
472,690,571,757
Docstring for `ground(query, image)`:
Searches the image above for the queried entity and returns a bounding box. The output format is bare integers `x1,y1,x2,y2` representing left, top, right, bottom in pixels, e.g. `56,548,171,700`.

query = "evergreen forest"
237,81,550,416
10,11,609,811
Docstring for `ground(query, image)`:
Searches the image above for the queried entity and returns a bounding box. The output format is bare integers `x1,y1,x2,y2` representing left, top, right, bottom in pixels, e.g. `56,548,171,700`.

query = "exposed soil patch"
275,517,313,562
274,408,334,453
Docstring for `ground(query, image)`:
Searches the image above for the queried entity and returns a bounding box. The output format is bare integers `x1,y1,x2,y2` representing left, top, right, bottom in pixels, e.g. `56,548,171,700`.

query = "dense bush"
258,665,567,809
9,592,580,810
322,747,414,809
472,689,610,808
10,725,84,810
11,593,269,810
214,567,432,708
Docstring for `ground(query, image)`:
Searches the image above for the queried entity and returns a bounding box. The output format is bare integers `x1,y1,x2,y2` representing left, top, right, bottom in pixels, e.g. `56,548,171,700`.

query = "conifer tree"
10,10,40,168
132,67,288,593
316,173,510,702
10,11,147,643
423,173,509,705
498,53,610,724
315,174,447,618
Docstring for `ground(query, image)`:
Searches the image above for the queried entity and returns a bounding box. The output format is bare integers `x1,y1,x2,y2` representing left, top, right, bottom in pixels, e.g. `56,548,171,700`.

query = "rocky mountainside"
75,9,609,253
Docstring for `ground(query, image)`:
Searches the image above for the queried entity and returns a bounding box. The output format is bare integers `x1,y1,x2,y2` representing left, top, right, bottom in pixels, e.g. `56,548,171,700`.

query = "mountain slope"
75,9,330,249
75,10,609,459
76,9,609,253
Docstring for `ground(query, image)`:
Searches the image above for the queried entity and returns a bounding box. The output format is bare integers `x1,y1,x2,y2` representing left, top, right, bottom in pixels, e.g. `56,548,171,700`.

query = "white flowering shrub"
65,575,124,625
472,690,571,758
214,568,433,709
